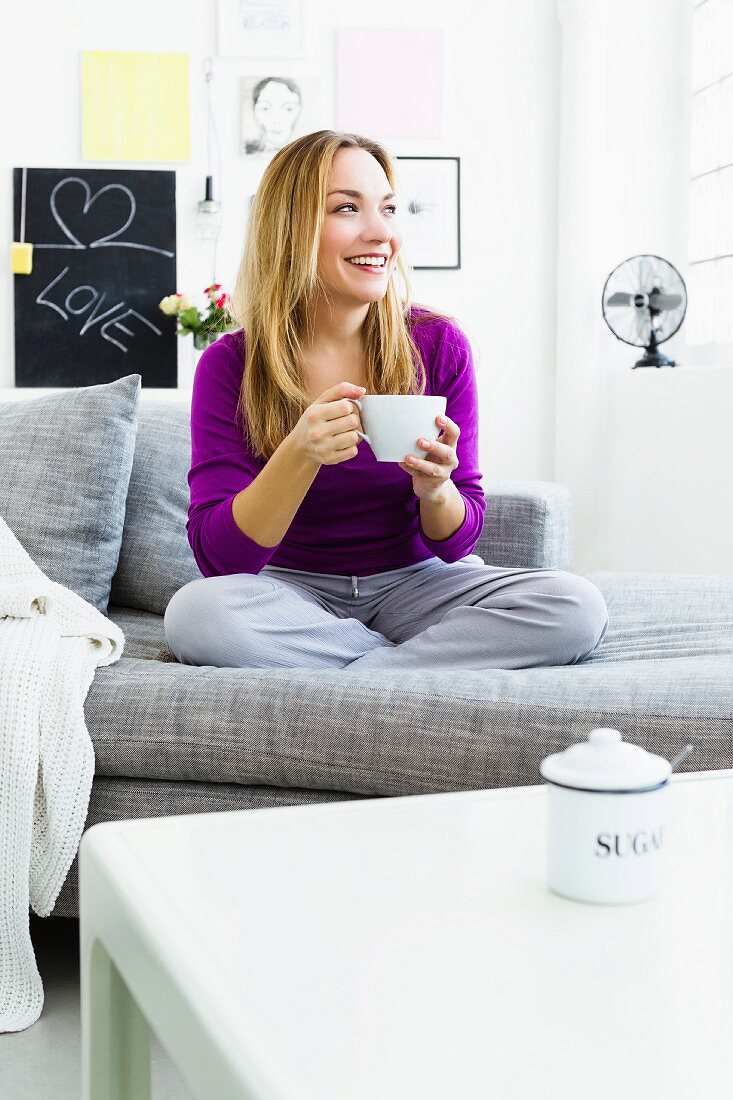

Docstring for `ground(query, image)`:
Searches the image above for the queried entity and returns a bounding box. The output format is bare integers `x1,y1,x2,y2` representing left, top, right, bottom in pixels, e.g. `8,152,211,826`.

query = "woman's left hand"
397,413,460,501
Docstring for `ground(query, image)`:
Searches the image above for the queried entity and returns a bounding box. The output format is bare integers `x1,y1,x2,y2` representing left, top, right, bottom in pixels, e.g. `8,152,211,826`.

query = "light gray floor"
1,914,195,1098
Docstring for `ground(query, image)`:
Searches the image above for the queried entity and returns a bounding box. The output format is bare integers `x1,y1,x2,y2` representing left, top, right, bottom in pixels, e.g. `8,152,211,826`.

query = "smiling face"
317,147,403,308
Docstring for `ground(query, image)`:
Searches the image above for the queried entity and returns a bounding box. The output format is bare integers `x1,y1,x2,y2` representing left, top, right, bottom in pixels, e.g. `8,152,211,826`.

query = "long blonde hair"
229,129,456,459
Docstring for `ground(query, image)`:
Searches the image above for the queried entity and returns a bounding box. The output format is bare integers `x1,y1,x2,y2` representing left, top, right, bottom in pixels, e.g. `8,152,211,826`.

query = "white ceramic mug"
349,395,448,463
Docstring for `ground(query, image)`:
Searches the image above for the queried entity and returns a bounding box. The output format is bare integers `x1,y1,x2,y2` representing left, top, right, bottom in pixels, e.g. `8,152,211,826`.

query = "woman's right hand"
289,382,366,467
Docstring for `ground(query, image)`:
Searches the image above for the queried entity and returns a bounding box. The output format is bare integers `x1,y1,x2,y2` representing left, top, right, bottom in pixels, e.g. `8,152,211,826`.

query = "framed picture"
239,74,320,157
217,0,306,59
395,156,461,270
12,167,177,386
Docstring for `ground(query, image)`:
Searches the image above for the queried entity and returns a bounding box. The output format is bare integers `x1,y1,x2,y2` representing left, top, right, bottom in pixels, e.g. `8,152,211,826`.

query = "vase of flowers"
159,284,236,349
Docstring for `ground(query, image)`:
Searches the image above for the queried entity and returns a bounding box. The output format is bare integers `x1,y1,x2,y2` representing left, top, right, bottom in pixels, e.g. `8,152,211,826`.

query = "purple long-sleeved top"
187,308,486,577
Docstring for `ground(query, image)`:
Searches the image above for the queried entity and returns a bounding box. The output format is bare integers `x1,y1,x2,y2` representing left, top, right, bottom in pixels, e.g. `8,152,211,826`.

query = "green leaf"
179,307,203,330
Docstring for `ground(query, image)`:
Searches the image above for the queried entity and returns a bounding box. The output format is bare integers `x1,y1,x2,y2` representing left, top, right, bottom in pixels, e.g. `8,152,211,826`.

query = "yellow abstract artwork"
82,51,190,162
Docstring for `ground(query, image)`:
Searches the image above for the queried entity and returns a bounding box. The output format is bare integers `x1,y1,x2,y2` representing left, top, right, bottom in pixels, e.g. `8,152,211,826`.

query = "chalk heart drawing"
50,177,137,249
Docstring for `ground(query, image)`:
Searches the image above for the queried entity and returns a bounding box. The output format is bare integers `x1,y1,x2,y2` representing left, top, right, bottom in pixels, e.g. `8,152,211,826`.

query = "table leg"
81,935,151,1100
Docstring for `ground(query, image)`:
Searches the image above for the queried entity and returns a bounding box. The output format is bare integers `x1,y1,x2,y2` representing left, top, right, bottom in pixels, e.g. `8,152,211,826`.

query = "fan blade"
606,291,633,306
649,292,682,310
634,310,651,344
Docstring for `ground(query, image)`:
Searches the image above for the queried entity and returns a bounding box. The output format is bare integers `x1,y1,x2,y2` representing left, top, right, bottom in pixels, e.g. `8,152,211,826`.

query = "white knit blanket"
0,514,124,1033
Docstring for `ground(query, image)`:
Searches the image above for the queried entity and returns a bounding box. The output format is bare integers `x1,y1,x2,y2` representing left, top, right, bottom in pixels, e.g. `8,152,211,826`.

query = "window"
687,0,733,348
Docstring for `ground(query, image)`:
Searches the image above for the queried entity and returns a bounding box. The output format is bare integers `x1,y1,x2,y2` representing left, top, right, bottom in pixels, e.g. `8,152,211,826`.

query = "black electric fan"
601,254,687,368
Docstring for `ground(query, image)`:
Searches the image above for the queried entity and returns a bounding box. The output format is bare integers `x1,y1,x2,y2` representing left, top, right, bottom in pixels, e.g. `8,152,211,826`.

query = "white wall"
556,0,733,574
2,0,729,574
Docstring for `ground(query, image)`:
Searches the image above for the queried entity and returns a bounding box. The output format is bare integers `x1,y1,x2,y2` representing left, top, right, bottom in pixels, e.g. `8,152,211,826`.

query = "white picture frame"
395,157,461,270
217,0,306,59
239,74,322,158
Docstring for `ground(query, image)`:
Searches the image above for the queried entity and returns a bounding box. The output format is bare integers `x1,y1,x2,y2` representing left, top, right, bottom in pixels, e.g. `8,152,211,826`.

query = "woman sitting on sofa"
164,129,608,671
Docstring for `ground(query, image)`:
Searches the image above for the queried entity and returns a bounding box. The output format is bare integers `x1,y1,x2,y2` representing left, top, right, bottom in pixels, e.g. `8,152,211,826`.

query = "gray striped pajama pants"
163,554,609,672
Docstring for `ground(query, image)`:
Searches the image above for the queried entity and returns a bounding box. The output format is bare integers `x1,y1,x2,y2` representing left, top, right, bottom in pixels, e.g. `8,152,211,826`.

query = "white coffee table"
79,771,733,1100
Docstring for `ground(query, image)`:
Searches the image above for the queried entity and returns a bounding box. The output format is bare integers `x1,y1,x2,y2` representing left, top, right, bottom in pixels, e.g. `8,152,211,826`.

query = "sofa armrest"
473,480,573,570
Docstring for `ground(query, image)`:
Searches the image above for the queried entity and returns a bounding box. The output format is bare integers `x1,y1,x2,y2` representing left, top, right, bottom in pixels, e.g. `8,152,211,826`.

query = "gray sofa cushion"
107,605,168,659
109,401,200,615
581,571,733,663
0,374,141,613
94,571,733,794
474,481,572,570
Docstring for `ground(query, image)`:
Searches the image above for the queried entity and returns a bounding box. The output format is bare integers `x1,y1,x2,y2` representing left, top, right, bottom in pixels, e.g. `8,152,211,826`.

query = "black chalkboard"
12,168,177,387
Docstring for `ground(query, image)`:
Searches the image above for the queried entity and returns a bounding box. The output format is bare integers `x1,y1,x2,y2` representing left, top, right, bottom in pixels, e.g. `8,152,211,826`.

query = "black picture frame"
12,167,177,387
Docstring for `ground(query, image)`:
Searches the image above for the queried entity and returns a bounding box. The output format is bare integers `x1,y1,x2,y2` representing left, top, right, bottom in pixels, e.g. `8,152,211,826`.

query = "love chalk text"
32,176,172,354
36,264,162,354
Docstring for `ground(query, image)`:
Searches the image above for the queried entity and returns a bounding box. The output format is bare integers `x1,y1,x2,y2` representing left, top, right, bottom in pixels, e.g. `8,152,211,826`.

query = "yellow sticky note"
82,51,190,162
11,242,33,274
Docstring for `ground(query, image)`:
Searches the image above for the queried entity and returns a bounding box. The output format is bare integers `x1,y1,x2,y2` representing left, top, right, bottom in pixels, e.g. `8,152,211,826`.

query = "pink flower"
215,293,228,309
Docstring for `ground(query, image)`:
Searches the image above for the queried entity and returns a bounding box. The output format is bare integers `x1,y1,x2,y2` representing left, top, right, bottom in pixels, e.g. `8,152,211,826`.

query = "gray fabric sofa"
52,400,732,917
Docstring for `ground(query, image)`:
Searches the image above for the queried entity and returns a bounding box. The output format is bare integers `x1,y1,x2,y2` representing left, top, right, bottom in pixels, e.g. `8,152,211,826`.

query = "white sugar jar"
540,728,672,905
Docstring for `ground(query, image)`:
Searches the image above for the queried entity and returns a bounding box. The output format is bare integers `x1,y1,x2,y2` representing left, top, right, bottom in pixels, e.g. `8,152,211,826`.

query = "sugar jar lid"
539,728,672,792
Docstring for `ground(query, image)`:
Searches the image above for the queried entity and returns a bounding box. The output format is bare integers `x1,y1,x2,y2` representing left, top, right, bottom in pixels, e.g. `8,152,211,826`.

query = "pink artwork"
336,28,444,139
